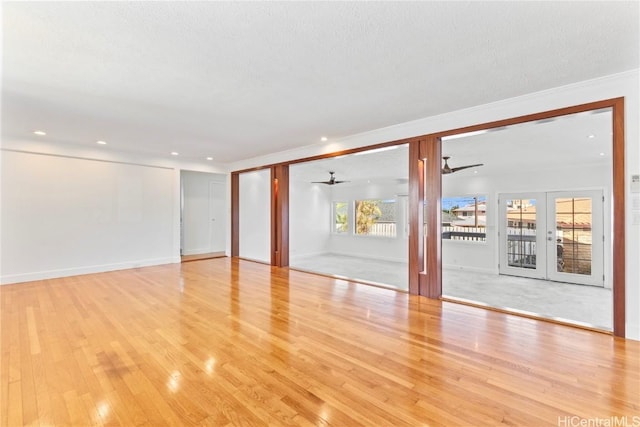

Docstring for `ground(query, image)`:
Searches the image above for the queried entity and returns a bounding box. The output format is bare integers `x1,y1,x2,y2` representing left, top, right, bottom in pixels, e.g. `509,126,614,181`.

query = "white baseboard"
626,324,640,341
0,256,178,285
182,247,223,256
237,256,270,265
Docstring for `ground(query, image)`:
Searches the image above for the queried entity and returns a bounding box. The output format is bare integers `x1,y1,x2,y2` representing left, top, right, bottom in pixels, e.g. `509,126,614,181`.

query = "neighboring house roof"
452,202,487,213
506,198,592,227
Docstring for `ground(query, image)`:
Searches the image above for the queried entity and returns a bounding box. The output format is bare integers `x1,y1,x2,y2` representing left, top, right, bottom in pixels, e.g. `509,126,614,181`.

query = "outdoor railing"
506,233,537,269
442,226,486,241
366,222,397,237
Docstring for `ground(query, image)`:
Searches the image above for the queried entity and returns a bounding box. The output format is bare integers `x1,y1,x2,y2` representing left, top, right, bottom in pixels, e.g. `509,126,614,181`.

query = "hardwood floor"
1,258,638,426
181,252,226,263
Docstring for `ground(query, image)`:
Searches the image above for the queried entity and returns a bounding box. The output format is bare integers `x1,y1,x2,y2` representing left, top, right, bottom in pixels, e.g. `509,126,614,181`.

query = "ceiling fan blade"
311,171,349,185
450,163,484,173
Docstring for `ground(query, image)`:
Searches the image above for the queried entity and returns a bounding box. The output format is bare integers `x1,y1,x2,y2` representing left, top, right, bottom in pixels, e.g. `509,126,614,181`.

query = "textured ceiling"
2,2,638,164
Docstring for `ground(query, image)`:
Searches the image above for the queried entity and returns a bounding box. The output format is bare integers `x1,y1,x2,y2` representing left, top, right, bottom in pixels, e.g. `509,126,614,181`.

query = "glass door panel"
547,191,603,286
499,193,546,279
506,198,538,269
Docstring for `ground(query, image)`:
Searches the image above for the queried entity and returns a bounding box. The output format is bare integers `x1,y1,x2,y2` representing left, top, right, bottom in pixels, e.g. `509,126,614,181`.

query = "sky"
442,196,486,211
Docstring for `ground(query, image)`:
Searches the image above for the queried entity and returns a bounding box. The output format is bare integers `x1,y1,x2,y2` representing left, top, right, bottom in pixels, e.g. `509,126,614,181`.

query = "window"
355,199,396,237
332,201,348,233
442,195,487,242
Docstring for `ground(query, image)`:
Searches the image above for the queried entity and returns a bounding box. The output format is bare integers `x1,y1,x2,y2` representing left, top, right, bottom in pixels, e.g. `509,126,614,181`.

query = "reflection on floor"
290,253,612,330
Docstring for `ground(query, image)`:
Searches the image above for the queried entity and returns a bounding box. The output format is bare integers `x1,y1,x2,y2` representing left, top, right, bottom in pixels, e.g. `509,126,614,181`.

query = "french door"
498,190,604,286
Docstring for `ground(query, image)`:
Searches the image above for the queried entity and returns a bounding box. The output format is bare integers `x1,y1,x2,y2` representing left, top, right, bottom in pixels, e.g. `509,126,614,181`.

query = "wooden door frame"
422,97,625,337
271,165,289,267
230,97,626,337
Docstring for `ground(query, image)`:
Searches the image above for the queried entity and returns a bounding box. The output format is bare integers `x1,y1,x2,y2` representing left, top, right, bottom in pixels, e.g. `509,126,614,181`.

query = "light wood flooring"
181,252,226,263
1,258,638,426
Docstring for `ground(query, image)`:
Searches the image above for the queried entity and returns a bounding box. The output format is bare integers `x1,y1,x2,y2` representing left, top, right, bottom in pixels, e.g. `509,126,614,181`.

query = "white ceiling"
2,2,638,164
290,107,613,184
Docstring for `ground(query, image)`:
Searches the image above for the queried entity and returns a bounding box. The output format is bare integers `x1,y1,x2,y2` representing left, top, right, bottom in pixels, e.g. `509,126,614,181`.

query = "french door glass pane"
555,197,592,275
506,199,537,269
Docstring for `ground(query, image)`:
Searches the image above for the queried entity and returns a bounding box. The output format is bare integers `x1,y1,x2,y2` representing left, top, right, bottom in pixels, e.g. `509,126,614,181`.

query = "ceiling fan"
312,171,349,185
442,156,484,174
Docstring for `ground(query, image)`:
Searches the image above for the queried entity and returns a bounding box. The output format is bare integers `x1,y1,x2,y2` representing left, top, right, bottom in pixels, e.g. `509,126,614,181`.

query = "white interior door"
499,190,604,286
209,181,226,252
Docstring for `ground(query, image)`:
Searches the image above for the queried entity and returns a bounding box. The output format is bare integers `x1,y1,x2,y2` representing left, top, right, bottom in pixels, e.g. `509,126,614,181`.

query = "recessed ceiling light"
474,170,478,174
171,152,179,156
33,130,46,136
321,137,328,142
588,134,595,139
96,140,107,145
599,152,605,156
206,157,213,161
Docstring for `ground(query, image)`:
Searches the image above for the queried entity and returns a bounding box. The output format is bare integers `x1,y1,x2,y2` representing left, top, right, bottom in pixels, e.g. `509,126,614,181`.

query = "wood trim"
271,168,277,265
408,140,423,295
421,137,442,298
228,97,626,337
232,98,624,176
612,97,625,337
429,98,625,138
231,172,239,257
432,97,626,337
232,137,422,175
270,165,290,267
281,167,290,267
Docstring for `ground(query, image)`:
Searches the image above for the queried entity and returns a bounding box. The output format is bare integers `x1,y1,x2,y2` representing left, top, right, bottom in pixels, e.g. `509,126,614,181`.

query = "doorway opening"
441,107,613,331
180,170,227,262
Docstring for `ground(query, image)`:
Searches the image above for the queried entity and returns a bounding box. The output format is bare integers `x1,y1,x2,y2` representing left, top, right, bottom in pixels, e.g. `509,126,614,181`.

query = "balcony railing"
506,232,537,269
363,222,397,237
442,226,486,241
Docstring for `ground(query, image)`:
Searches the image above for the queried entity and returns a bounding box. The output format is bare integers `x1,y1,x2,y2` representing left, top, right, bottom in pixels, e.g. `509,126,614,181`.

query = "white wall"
229,70,640,340
288,178,331,259
181,170,227,255
238,169,271,263
1,151,177,284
